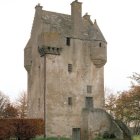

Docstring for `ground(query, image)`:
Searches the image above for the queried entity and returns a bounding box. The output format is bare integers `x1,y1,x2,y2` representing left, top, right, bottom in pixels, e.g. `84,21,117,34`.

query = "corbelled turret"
24,39,32,72
90,20,107,68
24,4,43,72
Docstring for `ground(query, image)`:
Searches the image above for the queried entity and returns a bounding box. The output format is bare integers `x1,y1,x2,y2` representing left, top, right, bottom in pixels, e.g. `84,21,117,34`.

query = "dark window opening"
87,85,92,93
99,42,102,47
48,47,50,50
72,128,81,140
38,98,40,110
68,97,72,105
68,64,72,72
85,97,93,109
66,37,71,46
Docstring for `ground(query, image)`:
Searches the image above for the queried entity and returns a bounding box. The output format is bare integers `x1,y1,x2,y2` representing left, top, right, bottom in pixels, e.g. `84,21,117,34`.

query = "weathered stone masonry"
24,1,130,140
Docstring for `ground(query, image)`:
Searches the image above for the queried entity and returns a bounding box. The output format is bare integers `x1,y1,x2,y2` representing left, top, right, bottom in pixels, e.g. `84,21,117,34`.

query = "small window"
68,64,72,72
68,97,72,105
85,97,93,109
99,42,102,47
87,85,92,93
38,98,40,110
66,37,71,46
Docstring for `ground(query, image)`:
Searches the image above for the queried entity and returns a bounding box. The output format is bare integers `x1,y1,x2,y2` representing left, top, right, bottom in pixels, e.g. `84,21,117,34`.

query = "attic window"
99,42,102,47
66,37,71,46
68,64,72,72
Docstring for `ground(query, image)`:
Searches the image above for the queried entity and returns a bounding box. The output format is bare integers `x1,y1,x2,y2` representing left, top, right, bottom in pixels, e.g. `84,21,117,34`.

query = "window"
66,37,71,46
68,64,72,72
38,98,40,110
87,85,92,93
72,128,81,140
99,42,102,47
85,97,93,109
68,97,72,105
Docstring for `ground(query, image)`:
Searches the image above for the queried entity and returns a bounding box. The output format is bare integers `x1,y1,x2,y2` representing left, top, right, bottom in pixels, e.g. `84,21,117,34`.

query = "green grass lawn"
33,135,140,140
133,135,140,140
33,137,70,140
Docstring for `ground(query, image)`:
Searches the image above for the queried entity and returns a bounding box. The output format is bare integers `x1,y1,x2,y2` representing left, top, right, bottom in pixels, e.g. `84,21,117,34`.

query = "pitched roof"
42,11,72,36
41,10,107,42
93,20,107,42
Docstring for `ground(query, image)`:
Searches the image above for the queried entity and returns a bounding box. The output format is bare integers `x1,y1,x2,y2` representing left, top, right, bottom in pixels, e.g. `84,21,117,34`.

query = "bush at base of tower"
0,118,44,140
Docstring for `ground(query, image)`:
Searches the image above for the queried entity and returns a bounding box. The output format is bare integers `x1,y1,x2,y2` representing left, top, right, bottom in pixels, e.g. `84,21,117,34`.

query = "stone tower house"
24,0,113,139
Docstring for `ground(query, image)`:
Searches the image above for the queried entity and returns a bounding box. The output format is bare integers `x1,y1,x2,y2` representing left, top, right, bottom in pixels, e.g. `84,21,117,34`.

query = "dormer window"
66,37,71,46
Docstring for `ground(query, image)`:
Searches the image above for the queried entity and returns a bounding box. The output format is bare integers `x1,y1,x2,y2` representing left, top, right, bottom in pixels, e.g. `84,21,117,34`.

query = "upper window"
66,37,71,46
85,97,93,109
68,97,72,105
38,98,40,110
68,64,72,72
87,85,92,93
99,42,102,47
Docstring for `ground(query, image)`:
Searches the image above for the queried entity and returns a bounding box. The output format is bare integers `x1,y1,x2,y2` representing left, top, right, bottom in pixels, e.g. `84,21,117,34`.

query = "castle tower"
24,0,107,139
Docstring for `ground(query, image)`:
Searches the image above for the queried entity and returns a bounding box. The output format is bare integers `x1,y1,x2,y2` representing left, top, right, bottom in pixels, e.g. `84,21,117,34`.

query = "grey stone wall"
81,109,124,140
24,0,107,138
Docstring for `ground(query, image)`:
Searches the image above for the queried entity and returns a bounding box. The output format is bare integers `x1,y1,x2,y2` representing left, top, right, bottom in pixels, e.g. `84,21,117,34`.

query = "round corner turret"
90,40,107,68
24,40,32,72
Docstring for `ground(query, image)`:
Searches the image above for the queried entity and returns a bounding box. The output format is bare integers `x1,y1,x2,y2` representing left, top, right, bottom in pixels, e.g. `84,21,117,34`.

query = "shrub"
46,138,58,140
33,137,70,140
0,119,14,139
110,133,116,139
103,131,110,138
0,118,44,140
102,131,116,139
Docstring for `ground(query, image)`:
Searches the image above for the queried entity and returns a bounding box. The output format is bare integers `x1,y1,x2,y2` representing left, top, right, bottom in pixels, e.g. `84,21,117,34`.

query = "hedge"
0,118,44,140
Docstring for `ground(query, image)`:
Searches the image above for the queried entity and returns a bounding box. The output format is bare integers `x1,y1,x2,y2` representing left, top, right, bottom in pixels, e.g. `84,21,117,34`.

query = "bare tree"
129,72,140,86
3,103,18,118
105,93,117,117
0,91,10,118
16,91,27,118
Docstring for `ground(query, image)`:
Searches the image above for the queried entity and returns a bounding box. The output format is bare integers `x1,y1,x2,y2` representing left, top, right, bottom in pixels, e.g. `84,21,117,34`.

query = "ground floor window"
72,128,81,140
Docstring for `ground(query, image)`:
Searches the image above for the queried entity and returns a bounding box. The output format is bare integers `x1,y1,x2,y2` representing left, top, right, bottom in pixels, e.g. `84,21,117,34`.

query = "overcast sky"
0,0,140,101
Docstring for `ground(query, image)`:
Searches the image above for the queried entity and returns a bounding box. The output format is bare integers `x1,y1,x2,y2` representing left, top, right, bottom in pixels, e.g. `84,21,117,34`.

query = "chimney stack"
71,0,82,38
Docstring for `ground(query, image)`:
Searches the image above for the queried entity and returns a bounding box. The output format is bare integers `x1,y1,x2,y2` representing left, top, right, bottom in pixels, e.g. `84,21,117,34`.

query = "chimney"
35,3,42,13
83,13,91,21
71,0,82,38
31,4,43,38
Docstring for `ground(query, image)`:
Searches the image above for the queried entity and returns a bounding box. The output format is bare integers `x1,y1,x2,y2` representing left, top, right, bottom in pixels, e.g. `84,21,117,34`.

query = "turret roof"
93,20,107,42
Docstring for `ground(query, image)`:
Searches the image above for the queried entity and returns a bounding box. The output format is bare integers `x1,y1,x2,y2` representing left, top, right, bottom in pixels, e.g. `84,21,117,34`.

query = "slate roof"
41,10,107,43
